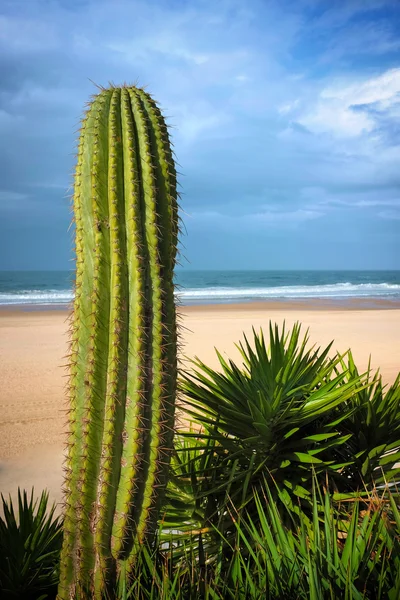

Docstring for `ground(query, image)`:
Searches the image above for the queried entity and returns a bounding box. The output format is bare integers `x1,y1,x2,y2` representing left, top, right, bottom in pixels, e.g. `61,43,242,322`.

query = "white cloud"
303,104,371,137
278,99,300,114
294,68,400,138
321,68,400,106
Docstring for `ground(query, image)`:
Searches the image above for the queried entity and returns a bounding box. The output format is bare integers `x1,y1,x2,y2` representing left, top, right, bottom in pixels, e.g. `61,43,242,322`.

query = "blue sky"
0,0,399,270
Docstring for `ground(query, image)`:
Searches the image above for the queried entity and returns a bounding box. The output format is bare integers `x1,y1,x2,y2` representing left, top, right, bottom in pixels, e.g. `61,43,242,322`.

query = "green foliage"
170,323,400,547
110,481,400,599
330,356,400,488
224,478,400,599
58,84,178,599
0,489,62,600
4,481,400,599
7,319,399,598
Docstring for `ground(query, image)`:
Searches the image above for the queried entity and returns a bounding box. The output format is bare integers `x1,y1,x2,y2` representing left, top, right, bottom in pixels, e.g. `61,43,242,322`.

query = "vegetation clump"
0,490,63,599
2,324,400,599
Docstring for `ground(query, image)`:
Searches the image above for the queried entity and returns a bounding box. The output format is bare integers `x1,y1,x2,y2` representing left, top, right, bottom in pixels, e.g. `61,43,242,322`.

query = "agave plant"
0,489,63,599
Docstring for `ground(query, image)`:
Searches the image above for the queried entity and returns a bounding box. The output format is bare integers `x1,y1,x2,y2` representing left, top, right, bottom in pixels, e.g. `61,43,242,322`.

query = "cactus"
57,85,178,599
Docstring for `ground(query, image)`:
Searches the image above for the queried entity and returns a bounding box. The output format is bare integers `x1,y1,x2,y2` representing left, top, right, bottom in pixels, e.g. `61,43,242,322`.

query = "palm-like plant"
330,354,400,489
175,324,367,522
0,489,63,599
166,322,400,555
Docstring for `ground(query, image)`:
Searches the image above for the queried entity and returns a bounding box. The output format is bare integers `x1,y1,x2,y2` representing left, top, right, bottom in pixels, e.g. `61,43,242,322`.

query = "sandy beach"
1,302,399,512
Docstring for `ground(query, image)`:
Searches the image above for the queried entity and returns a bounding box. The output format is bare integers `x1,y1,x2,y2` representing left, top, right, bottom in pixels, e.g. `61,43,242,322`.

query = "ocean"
0,270,399,307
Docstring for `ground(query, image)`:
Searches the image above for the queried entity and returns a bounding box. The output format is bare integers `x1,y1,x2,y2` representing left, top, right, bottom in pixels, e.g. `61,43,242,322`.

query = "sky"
0,0,399,270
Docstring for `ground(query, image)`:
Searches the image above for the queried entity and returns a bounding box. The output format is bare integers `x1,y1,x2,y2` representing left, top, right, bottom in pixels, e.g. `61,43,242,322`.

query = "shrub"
170,323,400,546
0,489,62,599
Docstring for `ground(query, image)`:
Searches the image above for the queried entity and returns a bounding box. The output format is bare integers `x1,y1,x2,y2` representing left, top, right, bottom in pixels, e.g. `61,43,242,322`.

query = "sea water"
0,270,399,306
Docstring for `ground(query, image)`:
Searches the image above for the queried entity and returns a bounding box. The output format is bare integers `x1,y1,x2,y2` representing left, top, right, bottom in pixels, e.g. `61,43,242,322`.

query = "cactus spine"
58,85,178,599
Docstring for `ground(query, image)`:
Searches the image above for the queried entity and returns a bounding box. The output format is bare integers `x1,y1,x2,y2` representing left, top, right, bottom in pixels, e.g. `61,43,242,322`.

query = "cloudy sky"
1,0,399,270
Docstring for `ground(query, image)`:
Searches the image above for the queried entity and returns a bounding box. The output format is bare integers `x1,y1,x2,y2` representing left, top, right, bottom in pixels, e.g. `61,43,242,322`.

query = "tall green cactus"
57,85,178,599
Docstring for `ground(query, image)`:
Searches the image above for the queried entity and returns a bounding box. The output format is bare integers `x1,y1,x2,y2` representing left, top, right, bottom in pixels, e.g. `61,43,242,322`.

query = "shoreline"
1,296,400,314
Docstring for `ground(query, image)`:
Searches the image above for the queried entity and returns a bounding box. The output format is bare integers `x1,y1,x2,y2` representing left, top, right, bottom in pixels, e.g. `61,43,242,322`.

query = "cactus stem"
58,84,178,598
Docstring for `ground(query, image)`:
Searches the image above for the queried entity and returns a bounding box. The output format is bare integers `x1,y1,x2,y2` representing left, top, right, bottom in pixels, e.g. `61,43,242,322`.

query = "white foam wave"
0,289,73,305
177,282,400,301
1,282,399,306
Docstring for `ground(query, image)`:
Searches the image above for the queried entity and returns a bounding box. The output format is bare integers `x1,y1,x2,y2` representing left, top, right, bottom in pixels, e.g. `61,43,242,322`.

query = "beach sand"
0,302,399,512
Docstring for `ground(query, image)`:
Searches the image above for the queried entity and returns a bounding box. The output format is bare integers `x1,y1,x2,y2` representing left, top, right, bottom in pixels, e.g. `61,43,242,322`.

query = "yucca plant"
330,354,400,489
0,489,63,600
174,323,371,535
